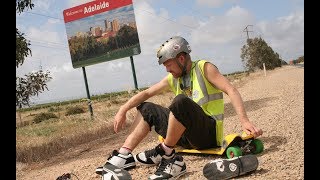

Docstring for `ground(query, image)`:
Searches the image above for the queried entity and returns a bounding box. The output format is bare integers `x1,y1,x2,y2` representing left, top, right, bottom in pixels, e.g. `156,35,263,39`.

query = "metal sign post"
82,67,94,119
130,56,138,90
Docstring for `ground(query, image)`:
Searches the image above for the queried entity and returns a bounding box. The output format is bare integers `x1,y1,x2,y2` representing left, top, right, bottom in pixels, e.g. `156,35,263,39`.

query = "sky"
16,0,304,105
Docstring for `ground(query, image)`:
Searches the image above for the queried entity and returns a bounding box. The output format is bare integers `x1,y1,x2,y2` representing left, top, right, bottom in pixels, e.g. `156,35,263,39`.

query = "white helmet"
157,36,191,65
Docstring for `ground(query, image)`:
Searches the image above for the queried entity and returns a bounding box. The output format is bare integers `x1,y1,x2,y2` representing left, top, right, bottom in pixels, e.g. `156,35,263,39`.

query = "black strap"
174,58,187,76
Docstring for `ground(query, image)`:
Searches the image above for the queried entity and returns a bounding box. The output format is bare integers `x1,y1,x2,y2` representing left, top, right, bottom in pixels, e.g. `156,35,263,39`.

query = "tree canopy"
16,0,52,108
240,37,282,71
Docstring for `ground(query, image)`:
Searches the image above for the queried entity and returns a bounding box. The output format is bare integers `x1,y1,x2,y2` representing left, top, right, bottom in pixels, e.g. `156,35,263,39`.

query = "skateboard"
96,163,132,180
203,154,259,180
159,132,264,159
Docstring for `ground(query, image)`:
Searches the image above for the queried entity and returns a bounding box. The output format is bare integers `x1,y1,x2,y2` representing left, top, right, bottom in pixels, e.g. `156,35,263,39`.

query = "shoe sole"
203,154,259,180
171,169,187,180
147,169,187,180
96,163,136,175
101,163,132,180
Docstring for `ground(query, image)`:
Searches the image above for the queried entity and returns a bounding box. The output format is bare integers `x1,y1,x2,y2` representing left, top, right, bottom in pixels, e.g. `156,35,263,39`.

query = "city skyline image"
65,4,136,38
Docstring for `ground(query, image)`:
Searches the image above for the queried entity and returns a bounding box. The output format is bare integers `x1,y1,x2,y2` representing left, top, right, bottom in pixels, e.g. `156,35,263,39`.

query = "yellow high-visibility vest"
167,60,224,146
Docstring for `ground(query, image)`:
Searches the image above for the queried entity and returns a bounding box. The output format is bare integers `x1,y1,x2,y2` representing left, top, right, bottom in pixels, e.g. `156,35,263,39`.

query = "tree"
240,37,282,71
16,0,52,108
116,25,139,47
297,55,304,63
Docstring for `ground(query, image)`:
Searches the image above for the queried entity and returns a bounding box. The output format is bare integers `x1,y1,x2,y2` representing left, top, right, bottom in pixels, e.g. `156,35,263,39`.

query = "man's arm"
113,76,170,133
203,62,263,137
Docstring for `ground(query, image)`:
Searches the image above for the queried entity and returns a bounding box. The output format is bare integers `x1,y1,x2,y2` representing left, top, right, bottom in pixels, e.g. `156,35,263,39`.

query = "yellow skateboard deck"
159,132,264,158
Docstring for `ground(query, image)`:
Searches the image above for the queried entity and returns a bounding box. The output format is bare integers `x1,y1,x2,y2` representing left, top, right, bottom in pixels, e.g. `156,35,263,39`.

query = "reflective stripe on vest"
194,61,224,146
167,60,224,146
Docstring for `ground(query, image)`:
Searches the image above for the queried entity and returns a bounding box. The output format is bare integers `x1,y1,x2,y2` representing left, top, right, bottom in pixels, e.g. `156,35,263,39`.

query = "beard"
170,71,182,78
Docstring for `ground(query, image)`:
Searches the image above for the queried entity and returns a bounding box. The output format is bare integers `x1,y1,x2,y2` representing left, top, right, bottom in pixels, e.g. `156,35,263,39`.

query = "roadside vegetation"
16,89,143,163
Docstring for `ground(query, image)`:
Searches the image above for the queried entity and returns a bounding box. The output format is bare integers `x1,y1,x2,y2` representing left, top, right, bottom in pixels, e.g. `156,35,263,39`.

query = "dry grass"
16,98,130,163
16,73,246,163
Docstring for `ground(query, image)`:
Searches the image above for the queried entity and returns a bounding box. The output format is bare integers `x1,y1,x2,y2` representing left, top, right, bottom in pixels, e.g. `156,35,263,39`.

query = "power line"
24,11,64,20
26,37,68,47
173,0,213,22
30,43,69,51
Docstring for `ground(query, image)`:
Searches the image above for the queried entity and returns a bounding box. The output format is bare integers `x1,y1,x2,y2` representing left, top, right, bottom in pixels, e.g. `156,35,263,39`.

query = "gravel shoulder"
16,65,304,180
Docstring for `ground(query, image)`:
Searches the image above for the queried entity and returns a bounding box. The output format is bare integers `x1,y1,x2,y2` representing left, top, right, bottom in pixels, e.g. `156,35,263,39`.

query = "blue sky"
16,0,304,105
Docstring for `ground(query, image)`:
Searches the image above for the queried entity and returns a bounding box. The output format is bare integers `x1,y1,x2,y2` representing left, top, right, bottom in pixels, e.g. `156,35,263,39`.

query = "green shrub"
33,112,58,124
65,106,85,116
48,106,62,112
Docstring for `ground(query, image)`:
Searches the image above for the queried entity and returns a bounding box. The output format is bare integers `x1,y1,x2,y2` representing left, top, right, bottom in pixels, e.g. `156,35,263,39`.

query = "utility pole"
243,25,253,39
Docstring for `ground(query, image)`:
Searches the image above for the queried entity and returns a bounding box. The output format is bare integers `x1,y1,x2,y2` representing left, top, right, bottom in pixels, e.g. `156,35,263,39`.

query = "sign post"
130,56,138,90
82,67,94,118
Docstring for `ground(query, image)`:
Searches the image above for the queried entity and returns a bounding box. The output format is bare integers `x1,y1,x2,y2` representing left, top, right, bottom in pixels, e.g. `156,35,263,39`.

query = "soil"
16,64,304,180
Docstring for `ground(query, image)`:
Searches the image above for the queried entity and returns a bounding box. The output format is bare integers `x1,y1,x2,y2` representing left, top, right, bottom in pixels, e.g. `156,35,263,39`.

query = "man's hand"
114,110,127,133
241,120,263,138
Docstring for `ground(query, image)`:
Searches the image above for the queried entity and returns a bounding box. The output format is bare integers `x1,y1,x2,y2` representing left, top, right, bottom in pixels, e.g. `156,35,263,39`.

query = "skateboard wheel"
250,139,264,154
226,146,242,159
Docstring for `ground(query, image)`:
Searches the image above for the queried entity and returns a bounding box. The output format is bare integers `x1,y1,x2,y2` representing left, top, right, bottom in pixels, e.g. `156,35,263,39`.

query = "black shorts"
137,94,217,149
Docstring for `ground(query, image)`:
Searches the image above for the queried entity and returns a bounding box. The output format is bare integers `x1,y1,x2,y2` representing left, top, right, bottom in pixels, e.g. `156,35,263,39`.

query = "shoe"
135,144,175,166
148,155,187,180
203,154,259,180
101,164,132,180
95,150,136,175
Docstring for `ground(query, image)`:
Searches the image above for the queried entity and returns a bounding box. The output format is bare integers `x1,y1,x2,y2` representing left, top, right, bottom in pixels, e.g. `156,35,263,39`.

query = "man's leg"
148,107,188,180
96,111,150,175
133,102,179,166
122,112,152,151
164,112,186,147
169,94,217,149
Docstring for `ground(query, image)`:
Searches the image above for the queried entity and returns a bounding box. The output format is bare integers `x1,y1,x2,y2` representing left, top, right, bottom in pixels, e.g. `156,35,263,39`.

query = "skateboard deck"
203,154,259,180
159,132,264,159
96,163,132,180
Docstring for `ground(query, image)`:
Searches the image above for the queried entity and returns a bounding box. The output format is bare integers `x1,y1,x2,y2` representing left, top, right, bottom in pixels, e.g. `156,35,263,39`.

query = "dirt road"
16,65,304,180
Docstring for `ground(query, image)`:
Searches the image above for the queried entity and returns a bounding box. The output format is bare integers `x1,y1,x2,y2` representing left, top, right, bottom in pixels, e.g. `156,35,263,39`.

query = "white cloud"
178,15,199,29
196,0,239,8
191,6,253,45
47,18,61,25
196,0,224,8
133,1,182,56
67,0,92,7
27,27,64,47
106,61,127,72
33,0,52,11
256,10,304,60
62,62,74,72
